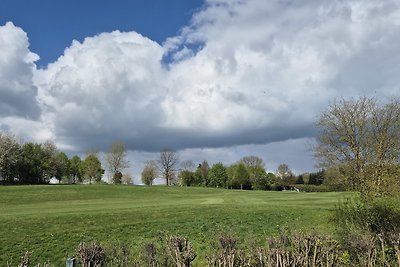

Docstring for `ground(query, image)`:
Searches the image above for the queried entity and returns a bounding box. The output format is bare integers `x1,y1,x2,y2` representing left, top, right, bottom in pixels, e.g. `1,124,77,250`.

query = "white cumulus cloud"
1,0,400,172
0,22,40,118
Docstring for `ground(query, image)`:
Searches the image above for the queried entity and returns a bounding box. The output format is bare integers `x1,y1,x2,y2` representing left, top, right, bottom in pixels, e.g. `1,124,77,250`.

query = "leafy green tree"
55,152,69,183
199,160,209,186
226,164,236,188
230,163,251,190
194,167,203,186
69,155,82,183
18,141,60,184
82,153,104,184
208,163,228,188
179,170,196,186
249,166,272,190
41,141,60,182
308,170,325,185
193,161,209,186
296,174,305,184
18,142,45,184
141,160,158,186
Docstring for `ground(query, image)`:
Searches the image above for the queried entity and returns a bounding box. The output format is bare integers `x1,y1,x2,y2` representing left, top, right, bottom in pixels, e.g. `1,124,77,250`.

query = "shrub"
334,195,400,266
76,242,105,267
295,184,338,192
165,235,196,267
335,196,400,236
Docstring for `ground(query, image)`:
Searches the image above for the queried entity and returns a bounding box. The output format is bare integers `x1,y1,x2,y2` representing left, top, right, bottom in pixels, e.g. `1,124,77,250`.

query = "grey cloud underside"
0,86,40,118
57,123,316,153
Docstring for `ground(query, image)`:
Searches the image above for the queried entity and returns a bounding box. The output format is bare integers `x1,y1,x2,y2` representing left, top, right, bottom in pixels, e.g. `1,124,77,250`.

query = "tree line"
142,151,330,191
142,152,275,190
0,133,311,190
2,96,399,194
0,134,105,185
0,131,350,191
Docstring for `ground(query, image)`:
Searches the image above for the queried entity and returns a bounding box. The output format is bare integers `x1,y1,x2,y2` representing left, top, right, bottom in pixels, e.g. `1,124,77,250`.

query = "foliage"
18,142,46,184
194,160,209,186
314,97,400,197
335,196,400,237
296,174,305,184
208,163,228,188
249,167,273,190
141,160,158,186
295,184,339,192
230,163,251,190
81,153,104,184
69,155,82,184
0,133,21,184
6,140,63,185
54,152,69,183
41,141,60,182
334,195,400,266
179,170,196,186
308,169,325,185
322,167,346,191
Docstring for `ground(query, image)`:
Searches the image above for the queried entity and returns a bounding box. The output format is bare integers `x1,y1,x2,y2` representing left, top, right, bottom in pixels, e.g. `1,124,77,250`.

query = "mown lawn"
0,185,349,266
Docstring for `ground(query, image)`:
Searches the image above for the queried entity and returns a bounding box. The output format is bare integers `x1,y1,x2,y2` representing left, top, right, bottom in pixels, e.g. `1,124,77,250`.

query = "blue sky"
1,0,203,67
1,0,399,179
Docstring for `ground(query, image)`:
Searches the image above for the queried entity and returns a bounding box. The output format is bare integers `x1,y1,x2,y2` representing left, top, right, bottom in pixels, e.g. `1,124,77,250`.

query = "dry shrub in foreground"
8,230,400,266
76,242,105,267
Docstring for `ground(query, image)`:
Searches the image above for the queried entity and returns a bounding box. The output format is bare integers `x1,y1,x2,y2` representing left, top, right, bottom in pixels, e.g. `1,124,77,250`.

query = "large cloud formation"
0,22,51,141
0,22,40,119
1,0,400,172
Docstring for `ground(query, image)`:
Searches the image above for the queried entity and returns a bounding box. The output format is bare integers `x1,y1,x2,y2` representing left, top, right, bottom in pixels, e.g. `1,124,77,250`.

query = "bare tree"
314,97,400,196
106,141,129,184
121,171,133,185
180,160,195,171
158,149,179,186
275,163,293,179
239,155,265,169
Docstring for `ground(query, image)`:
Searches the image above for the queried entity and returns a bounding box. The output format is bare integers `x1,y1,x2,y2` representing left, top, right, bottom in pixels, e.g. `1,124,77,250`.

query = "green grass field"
0,185,348,266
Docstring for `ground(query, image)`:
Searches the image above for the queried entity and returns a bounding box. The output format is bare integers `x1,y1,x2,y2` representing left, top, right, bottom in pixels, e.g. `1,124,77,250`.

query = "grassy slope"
0,185,348,265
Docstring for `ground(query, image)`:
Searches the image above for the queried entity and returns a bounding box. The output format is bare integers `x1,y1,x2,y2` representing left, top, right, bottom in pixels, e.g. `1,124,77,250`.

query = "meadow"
0,185,348,266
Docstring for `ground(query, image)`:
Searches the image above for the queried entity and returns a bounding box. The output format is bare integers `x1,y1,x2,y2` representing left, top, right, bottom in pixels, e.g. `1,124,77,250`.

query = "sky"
1,0,400,182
